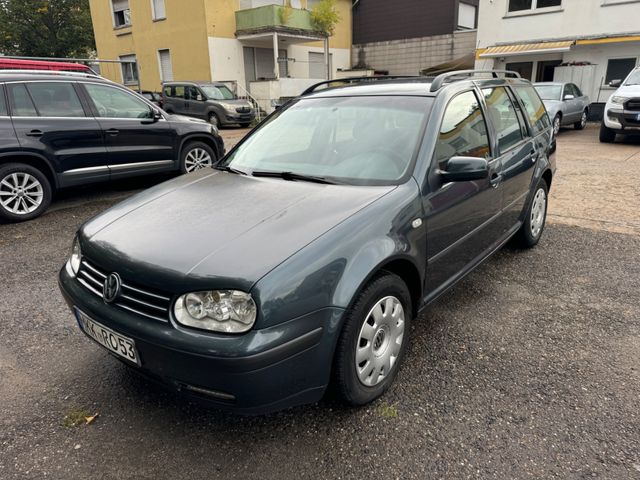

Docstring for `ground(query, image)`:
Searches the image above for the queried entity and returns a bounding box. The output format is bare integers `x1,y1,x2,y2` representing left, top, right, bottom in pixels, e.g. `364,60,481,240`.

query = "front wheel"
208,113,220,128
599,123,616,143
0,163,52,222
574,110,588,130
552,114,561,137
512,179,548,249
180,142,216,174
333,273,412,406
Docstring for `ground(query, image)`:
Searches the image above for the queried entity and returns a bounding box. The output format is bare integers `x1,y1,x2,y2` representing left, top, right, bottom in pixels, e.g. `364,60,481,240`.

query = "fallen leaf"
84,413,99,425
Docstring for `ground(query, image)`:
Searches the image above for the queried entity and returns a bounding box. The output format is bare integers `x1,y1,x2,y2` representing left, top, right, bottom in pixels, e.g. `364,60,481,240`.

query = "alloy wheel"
355,295,405,387
0,172,44,215
530,187,547,238
184,148,213,173
553,116,561,136
580,112,587,128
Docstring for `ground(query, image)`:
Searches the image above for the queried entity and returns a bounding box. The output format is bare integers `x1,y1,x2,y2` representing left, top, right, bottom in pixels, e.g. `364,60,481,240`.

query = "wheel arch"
178,134,222,161
542,168,553,190
0,152,58,189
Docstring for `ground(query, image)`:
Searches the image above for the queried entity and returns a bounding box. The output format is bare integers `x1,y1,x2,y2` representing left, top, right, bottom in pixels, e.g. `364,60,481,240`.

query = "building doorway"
506,61,533,81
536,60,562,82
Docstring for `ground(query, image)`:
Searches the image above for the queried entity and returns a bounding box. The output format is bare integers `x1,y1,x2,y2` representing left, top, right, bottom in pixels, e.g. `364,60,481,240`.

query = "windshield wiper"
250,170,338,184
214,165,248,175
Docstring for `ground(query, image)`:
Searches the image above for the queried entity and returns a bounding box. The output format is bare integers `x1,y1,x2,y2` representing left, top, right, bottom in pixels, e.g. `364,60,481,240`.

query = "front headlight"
219,102,236,112
611,96,627,106
69,236,82,276
174,290,257,333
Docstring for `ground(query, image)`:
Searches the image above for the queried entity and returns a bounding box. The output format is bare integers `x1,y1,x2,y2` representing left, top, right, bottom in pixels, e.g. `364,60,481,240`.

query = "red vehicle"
0,58,95,73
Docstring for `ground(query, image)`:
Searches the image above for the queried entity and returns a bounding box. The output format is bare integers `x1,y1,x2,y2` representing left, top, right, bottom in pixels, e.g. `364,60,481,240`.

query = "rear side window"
26,82,85,117
513,85,550,134
434,90,491,167
8,84,38,116
163,85,184,98
482,87,525,154
0,85,6,115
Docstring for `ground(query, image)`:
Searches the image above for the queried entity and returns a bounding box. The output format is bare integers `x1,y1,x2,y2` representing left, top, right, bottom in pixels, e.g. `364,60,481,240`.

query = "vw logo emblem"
103,273,122,303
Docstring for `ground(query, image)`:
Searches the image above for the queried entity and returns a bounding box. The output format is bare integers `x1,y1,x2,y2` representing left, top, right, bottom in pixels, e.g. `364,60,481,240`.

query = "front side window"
25,82,85,117
119,55,138,85
222,96,432,185
8,84,38,117
84,84,152,119
535,84,562,101
200,85,235,100
606,58,637,84
186,86,202,100
508,0,561,11
434,90,490,168
112,0,131,27
513,85,551,134
482,87,525,154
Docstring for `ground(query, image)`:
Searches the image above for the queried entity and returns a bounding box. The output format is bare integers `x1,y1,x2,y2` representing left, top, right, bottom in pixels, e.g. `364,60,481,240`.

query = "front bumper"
58,265,344,414
223,111,255,124
604,108,640,132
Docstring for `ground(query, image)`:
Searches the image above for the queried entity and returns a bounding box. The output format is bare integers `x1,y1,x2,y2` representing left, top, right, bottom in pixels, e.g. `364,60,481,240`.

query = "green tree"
310,0,340,36
0,0,95,58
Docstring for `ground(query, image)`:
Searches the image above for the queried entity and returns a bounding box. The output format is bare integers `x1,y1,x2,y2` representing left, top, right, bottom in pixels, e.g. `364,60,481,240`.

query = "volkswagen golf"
59,71,556,414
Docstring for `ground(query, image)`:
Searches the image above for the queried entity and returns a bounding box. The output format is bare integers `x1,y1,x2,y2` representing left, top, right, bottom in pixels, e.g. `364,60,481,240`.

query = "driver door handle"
105,128,119,136
490,173,503,188
26,129,44,137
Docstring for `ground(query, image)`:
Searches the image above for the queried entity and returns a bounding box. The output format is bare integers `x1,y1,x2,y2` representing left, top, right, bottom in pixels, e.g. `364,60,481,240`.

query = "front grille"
235,106,251,113
625,98,640,111
77,259,172,323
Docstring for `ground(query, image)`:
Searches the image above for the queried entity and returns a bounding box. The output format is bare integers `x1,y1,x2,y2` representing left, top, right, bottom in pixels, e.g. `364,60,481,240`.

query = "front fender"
251,181,425,329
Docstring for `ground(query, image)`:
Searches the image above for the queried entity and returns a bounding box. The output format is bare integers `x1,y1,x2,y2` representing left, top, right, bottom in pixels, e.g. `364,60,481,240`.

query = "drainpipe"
273,32,280,79
324,37,330,80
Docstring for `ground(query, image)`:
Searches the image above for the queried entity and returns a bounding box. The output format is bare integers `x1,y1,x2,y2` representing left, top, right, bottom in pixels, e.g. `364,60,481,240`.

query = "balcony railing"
235,3,321,34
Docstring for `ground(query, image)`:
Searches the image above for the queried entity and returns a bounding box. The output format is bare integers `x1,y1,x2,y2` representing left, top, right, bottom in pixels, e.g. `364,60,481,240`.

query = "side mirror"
142,108,163,123
196,94,204,101
609,79,622,88
563,94,575,100
440,156,489,182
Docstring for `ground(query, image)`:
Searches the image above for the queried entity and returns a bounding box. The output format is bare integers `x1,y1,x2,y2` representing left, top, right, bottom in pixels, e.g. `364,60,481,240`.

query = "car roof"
303,73,533,99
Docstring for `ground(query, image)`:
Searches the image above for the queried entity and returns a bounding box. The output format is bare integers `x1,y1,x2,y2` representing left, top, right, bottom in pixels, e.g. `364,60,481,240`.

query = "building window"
158,49,173,82
119,55,138,85
508,0,561,12
112,0,131,27
506,61,533,81
151,0,166,20
605,58,637,84
458,2,477,29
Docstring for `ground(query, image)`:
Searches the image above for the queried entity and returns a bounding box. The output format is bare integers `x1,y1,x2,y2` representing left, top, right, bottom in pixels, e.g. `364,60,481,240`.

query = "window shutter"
159,50,173,82
152,0,166,19
112,0,129,12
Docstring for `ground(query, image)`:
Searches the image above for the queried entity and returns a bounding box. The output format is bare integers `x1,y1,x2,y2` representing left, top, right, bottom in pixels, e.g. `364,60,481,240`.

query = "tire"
512,179,548,249
552,114,561,137
180,141,216,174
599,123,616,143
0,162,52,222
333,272,412,406
574,110,588,130
208,113,220,128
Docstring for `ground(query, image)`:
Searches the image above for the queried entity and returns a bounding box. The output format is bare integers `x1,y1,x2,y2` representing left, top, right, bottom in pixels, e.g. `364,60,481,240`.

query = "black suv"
0,72,224,222
59,71,556,414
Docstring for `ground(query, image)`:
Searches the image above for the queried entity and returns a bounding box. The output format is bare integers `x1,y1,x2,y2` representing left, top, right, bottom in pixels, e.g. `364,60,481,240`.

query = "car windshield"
624,70,640,86
221,96,431,185
534,85,562,100
201,85,235,100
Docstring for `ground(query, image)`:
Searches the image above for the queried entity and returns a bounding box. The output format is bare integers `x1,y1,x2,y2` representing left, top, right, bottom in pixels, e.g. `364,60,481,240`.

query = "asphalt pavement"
0,126,638,479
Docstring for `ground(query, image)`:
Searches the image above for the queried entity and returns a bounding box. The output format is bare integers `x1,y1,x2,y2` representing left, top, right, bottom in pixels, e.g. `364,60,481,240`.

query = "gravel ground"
0,125,638,479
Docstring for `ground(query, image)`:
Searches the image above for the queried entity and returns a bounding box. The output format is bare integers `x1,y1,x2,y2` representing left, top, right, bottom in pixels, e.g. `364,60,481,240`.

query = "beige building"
89,0,352,110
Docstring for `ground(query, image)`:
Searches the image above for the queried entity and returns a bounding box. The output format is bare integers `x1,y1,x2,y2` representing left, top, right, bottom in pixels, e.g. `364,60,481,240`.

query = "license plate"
75,309,139,365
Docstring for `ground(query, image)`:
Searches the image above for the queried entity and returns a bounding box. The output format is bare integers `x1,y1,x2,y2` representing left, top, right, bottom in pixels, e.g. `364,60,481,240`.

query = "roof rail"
301,75,429,95
0,69,102,79
429,70,521,92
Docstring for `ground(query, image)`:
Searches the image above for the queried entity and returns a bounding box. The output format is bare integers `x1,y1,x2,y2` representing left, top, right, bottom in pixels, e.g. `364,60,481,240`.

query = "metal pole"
273,32,280,79
324,37,330,80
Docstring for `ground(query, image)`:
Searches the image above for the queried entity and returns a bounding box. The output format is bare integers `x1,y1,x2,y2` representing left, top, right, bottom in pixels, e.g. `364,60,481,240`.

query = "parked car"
139,90,163,108
600,67,640,143
162,81,255,127
59,70,555,414
0,72,224,222
534,82,590,136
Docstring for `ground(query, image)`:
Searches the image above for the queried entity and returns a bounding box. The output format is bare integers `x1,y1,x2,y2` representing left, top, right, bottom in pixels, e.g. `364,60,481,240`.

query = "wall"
352,30,477,76
477,0,640,48
353,0,476,44
89,0,212,91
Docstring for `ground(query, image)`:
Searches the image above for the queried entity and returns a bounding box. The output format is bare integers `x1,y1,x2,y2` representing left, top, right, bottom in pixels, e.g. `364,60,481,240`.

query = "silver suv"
162,81,255,128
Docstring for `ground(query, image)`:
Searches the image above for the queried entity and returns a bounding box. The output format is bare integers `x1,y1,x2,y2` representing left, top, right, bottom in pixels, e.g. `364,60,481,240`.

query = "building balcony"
235,2,324,38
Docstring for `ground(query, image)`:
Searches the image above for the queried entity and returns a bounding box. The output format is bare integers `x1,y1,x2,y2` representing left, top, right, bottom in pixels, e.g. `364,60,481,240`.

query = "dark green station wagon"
59,70,556,414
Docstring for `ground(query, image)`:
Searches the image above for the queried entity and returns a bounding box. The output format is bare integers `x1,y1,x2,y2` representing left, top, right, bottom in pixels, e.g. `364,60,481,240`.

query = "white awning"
480,41,574,58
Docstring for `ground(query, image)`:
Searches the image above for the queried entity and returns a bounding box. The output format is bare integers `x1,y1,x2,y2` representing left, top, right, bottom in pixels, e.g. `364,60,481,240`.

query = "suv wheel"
180,142,216,174
0,163,52,222
512,179,548,249
599,123,616,143
333,273,412,406
574,110,588,130
208,113,220,128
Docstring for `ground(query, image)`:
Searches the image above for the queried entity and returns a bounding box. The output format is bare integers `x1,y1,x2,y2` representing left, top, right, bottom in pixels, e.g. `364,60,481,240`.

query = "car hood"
81,170,394,292
542,100,561,115
165,113,208,124
615,84,640,97
212,99,253,108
